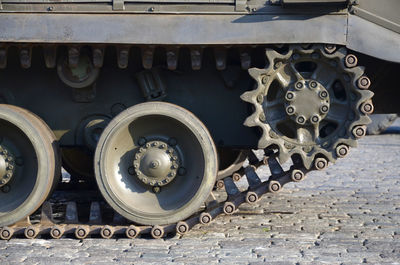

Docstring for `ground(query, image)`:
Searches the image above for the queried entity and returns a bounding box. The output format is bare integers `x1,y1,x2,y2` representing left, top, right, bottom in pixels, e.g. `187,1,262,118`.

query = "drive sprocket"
241,45,374,169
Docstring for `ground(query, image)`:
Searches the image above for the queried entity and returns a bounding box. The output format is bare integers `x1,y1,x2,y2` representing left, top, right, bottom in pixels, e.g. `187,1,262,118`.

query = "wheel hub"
133,140,179,187
285,79,330,125
0,145,15,187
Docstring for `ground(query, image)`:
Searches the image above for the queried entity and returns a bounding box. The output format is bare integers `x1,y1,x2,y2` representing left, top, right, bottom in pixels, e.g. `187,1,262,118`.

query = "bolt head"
320,105,329,114
286,106,295,115
257,94,264,103
291,170,304,182
319,91,328,99
285,91,295,101
324,44,336,54
152,186,161,193
296,116,306,125
361,102,374,114
310,81,318,89
336,144,349,158
345,54,358,68
357,76,371,90
353,126,366,138
295,81,303,90
311,115,320,124
315,158,328,170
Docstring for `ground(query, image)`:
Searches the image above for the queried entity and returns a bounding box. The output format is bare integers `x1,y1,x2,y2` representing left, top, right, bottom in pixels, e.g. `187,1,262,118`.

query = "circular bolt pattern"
291,170,304,182
345,54,358,68
200,213,212,224
223,202,235,214
336,144,349,158
361,101,374,115
134,140,179,187
315,157,328,170
0,145,15,188
353,126,366,138
357,76,371,90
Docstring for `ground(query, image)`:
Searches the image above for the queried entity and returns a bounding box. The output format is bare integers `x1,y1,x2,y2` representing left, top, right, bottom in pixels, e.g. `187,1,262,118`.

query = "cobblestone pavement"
1,121,399,265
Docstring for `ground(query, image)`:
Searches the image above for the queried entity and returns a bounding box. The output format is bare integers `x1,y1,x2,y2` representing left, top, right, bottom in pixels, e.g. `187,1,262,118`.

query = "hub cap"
134,140,179,187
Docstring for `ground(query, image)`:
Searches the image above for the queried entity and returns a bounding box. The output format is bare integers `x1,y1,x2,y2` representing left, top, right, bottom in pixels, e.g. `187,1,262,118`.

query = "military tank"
0,0,399,239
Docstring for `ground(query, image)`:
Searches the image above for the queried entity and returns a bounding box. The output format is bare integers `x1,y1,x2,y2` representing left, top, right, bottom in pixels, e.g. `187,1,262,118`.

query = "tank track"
0,150,310,240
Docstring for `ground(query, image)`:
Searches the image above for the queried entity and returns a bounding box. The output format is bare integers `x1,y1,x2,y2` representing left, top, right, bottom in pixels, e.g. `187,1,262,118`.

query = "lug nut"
285,91,295,101
314,157,328,170
324,44,336,54
310,81,318,88
269,181,281,193
352,125,366,138
336,144,349,158
360,101,374,115
168,137,177,146
1,185,10,193
319,91,328,99
320,105,329,114
291,170,305,182
75,226,89,239
286,106,295,115
357,76,371,90
345,54,358,68
311,115,320,124
296,116,306,125
295,81,303,90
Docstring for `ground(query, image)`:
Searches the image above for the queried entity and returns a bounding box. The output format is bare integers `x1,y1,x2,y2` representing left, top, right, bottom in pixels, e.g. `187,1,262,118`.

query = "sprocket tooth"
244,115,259,127
265,49,282,63
359,90,374,101
336,47,348,57
277,149,291,166
240,90,257,103
248,68,266,80
258,133,272,149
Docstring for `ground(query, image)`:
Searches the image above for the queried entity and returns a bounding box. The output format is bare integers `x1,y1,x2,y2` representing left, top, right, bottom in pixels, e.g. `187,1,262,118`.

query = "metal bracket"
113,0,125,11
235,0,246,11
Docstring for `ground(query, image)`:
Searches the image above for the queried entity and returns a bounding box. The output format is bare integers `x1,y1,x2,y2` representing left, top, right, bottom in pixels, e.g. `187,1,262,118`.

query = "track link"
0,150,309,240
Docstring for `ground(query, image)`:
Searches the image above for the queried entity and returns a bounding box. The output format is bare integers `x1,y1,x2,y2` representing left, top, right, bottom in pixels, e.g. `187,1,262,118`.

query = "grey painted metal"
0,13,347,45
347,15,400,63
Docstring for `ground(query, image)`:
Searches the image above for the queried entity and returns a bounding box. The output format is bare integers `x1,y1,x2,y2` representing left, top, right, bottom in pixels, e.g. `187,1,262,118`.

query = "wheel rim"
0,105,59,226
217,148,248,180
95,102,218,225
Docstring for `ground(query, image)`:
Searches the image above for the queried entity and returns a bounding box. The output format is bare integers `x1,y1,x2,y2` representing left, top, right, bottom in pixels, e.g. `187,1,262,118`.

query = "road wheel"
94,102,218,225
0,104,60,226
